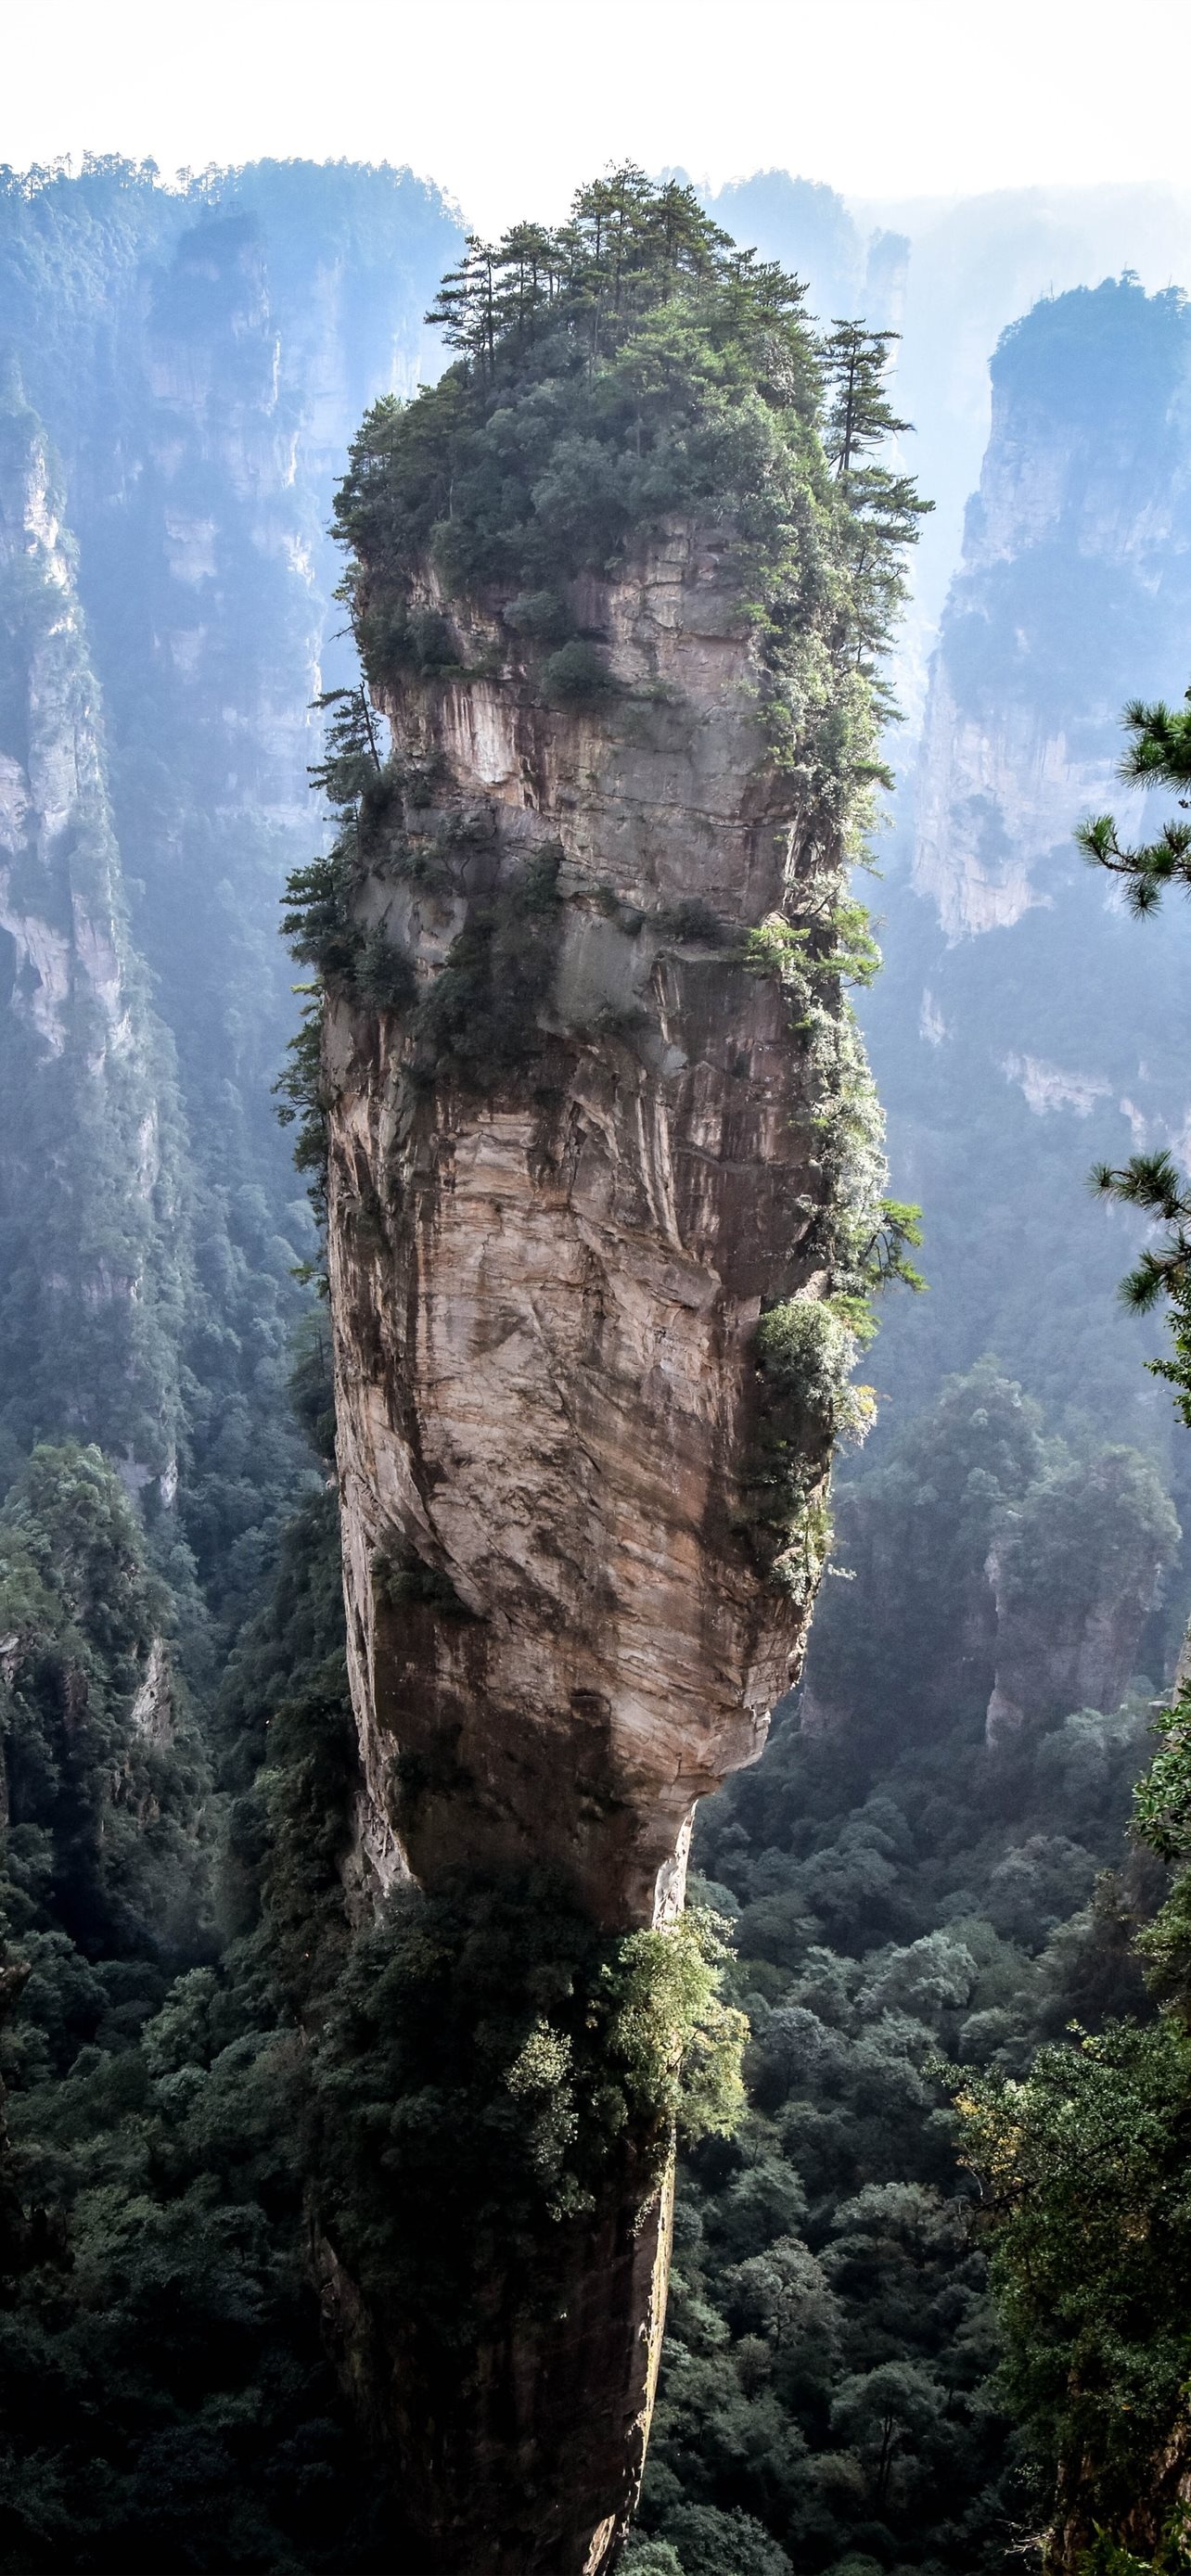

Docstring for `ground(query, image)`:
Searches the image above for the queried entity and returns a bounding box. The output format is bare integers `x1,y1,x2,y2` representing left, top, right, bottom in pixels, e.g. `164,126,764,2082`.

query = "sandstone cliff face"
913,657,1118,943
319,521,873,2568
910,279,1191,945
327,525,853,1929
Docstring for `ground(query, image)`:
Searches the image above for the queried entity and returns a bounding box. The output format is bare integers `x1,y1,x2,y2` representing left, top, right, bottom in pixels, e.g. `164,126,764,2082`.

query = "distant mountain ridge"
856,278,1191,1604
0,159,462,1610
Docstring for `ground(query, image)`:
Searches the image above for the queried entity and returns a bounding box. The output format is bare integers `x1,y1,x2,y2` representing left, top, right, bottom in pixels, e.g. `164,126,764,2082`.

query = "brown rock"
319,522,872,2567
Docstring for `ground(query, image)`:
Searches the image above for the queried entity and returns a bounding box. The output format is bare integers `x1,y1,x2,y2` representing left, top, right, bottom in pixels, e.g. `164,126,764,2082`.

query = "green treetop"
331,166,928,782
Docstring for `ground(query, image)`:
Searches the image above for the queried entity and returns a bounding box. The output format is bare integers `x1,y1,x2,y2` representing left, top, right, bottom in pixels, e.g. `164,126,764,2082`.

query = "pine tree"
820,322,911,479
1077,687,1191,913
817,325,931,700
425,233,500,379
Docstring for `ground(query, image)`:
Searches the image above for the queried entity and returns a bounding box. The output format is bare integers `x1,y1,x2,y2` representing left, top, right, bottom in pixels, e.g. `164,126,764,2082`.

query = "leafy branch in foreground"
1089,1150,1191,1424
1077,687,1191,914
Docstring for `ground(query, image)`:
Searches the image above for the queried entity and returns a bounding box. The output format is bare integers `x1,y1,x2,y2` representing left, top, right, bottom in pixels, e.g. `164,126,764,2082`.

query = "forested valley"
1,151,1191,2576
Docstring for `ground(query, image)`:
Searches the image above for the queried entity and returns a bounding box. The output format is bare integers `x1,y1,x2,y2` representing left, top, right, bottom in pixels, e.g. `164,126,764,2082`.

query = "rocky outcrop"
983,1447,1179,1745
327,525,859,1929
0,421,134,1063
317,516,878,2566
913,660,1117,940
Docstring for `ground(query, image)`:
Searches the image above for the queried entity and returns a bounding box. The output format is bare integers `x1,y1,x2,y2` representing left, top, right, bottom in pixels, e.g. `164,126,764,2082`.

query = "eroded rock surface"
326,526,851,1929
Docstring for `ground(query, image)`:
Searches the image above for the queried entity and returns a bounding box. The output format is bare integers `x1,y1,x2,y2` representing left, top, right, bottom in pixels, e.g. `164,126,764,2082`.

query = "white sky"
3,0,1189,237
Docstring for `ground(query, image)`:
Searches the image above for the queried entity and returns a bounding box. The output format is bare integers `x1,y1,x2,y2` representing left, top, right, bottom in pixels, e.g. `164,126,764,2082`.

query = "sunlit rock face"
319,517,876,2570
325,524,852,1932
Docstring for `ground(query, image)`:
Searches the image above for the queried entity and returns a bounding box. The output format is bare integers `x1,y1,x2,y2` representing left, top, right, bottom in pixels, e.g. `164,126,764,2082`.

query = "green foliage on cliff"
409,840,565,1087
948,1639,1191,2566
1082,2521,1191,2576
954,2020,1191,2559
0,1445,208,1974
737,991,921,1599
305,1882,746,2344
335,166,926,785
743,1296,877,1604
280,681,568,1110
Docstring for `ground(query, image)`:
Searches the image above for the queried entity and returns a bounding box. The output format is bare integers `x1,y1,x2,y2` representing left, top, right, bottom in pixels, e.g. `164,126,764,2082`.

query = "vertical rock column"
320,525,869,2569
